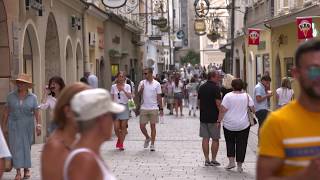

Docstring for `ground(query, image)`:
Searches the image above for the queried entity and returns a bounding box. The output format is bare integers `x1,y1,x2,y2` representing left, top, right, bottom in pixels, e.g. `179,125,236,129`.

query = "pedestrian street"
3,109,259,180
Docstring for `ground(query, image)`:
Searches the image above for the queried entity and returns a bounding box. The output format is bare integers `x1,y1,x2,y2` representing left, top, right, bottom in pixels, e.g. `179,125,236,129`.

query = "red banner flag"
248,29,260,45
297,17,313,39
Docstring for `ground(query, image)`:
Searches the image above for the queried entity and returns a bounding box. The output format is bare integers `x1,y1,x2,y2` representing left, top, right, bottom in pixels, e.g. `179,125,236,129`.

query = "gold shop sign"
194,19,206,35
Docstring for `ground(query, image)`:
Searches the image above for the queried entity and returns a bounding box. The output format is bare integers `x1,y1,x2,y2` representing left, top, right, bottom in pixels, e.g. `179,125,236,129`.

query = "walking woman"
217,79,255,173
276,77,294,108
64,88,124,180
39,76,65,135
41,82,90,180
111,71,132,150
186,77,198,117
173,75,184,117
2,74,41,180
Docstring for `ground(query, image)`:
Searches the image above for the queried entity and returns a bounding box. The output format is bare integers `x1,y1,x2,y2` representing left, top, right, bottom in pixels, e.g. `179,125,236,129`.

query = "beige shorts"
140,109,159,124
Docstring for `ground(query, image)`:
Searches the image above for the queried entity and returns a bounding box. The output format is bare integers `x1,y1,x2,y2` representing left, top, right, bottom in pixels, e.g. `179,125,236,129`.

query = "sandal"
14,172,22,180
23,169,31,179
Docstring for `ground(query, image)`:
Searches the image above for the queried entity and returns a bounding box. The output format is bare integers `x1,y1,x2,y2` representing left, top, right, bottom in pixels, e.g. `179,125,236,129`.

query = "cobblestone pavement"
3,109,259,180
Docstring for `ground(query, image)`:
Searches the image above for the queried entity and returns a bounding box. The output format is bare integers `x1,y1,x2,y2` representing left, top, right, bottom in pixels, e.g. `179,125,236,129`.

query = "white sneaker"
225,163,236,170
237,166,243,173
150,144,155,151
144,138,151,148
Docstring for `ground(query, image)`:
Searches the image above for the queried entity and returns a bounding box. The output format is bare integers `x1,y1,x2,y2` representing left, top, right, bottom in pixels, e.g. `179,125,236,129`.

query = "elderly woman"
41,82,90,180
63,88,124,180
2,74,41,180
217,79,255,173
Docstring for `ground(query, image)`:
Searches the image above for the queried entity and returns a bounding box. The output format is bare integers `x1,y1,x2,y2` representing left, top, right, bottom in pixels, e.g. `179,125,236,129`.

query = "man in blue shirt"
254,75,273,128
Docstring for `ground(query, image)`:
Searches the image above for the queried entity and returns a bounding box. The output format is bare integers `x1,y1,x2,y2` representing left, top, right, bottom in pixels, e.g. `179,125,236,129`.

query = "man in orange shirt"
257,40,320,179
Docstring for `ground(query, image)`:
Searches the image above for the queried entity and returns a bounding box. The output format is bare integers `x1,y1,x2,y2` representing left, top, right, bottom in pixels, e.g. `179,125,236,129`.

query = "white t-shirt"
173,81,183,93
138,79,162,110
111,84,131,104
276,88,294,106
39,95,56,110
221,92,254,131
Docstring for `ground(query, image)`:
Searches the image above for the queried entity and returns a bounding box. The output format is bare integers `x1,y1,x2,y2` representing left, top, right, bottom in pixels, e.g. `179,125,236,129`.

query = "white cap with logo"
71,88,125,121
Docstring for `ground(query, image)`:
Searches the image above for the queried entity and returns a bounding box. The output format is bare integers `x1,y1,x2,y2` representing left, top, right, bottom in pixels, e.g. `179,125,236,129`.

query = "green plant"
109,49,121,57
180,50,200,65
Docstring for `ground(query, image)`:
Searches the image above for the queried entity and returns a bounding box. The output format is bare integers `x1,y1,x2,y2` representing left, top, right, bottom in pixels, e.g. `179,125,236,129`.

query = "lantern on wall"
194,18,206,36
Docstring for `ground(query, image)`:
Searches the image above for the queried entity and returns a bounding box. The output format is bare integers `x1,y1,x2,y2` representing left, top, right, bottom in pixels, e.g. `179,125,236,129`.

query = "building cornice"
58,0,87,14
265,4,320,28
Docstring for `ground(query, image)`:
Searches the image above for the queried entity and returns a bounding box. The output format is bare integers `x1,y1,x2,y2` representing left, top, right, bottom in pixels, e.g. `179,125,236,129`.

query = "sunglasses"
144,73,148,75
308,66,320,80
117,92,121,99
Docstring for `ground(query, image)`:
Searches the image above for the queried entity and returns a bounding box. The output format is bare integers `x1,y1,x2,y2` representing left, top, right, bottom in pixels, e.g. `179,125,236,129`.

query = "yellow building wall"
271,18,320,104
246,30,273,105
86,15,105,74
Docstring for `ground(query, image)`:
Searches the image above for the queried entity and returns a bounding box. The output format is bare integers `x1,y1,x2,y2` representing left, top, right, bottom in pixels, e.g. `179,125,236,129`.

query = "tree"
180,50,200,65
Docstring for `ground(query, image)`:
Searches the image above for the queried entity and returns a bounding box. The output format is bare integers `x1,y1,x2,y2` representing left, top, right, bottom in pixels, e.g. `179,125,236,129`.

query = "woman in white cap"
2,74,41,180
41,82,90,180
63,88,124,180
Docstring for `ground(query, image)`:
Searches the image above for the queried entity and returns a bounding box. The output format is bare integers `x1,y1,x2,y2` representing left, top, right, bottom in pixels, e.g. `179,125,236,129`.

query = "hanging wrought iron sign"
119,0,138,14
176,30,185,39
151,17,168,28
194,0,210,18
194,18,206,36
101,0,127,9
159,25,170,32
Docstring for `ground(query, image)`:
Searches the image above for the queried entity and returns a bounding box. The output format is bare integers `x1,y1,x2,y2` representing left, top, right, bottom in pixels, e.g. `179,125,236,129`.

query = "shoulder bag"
247,93,258,126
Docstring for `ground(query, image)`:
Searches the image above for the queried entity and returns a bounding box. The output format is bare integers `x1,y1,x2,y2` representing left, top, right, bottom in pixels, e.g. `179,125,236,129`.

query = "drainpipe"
82,4,90,74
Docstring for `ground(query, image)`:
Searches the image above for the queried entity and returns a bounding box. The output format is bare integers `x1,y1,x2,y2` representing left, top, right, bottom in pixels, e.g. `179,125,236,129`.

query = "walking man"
198,71,222,166
254,75,273,128
138,68,163,151
257,39,320,179
84,71,98,88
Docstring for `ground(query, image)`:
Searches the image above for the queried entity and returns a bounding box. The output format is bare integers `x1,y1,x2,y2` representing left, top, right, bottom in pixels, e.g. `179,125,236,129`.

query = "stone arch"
76,41,83,81
20,20,41,94
45,12,60,83
0,0,11,102
65,38,74,84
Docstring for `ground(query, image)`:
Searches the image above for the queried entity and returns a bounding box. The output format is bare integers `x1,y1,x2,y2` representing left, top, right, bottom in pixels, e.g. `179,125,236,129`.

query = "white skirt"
0,128,11,158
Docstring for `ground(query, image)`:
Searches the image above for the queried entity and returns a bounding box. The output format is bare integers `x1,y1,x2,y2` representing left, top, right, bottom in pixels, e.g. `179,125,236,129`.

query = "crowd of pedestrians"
0,40,319,180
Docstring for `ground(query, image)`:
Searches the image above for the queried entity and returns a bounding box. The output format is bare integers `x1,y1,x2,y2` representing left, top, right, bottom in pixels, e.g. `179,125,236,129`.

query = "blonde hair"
53,82,90,129
222,74,235,89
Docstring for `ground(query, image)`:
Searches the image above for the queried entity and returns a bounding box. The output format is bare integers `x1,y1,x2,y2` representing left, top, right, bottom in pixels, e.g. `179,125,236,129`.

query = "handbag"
246,94,258,126
128,98,136,110
4,158,12,172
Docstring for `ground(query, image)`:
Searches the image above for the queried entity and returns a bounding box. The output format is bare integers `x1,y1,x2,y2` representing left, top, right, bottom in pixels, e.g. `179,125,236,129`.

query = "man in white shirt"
85,71,98,88
138,67,164,151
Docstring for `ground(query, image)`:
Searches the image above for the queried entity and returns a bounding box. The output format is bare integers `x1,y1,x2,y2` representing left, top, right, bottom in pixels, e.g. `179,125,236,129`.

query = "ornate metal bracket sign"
194,0,210,18
151,17,168,28
101,0,127,8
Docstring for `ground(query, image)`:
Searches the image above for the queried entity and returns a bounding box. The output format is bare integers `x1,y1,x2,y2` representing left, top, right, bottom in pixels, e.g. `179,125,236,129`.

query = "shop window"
284,57,294,77
111,64,119,80
256,55,263,83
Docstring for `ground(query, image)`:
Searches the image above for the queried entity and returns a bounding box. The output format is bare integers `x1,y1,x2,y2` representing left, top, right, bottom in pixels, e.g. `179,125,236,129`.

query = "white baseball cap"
71,88,125,121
